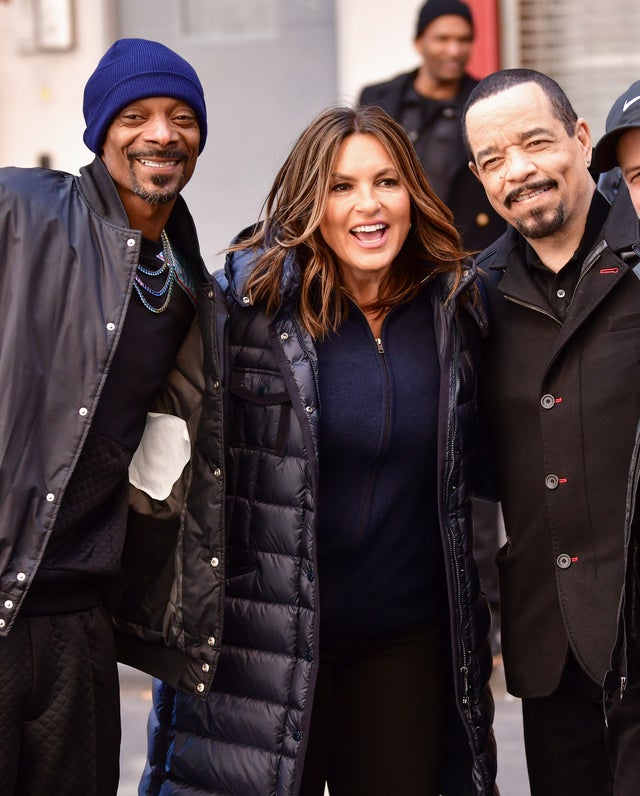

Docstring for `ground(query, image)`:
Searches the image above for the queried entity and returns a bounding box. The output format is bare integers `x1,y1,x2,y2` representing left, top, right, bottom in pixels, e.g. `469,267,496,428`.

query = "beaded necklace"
134,230,176,314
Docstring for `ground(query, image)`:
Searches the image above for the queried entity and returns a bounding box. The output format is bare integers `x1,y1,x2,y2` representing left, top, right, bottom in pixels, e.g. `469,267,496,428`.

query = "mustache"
127,149,188,163
505,180,556,208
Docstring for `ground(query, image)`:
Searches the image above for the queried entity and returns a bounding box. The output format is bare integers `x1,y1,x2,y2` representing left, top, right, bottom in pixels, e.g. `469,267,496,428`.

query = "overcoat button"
545,474,559,489
557,553,572,569
541,394,555,409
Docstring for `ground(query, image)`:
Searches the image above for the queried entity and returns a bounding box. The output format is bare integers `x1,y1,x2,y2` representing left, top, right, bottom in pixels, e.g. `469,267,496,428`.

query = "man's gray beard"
515,202,566,240
132,173,180,206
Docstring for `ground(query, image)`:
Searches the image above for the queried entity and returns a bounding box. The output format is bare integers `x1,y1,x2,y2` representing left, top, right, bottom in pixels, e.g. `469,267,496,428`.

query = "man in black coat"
0,39,223,796
358,0,504,254
463,68,640,796
593,78,640,218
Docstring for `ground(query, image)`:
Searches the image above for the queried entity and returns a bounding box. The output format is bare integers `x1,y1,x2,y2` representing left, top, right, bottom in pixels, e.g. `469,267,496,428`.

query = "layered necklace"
134,230,176,314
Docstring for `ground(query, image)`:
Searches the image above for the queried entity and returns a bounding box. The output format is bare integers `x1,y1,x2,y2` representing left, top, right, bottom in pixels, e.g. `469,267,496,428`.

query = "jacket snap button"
207,636,216,647
127,238,136,247
540,394,555,409
557,553,572,569
196,682,205,693
545,474,559,490
202,663,210,673
106,322,115,331
46,493,55,502
210,557,219,568
213,468,222,478
0,619,5,628
280,332,289,340
4,600,13,609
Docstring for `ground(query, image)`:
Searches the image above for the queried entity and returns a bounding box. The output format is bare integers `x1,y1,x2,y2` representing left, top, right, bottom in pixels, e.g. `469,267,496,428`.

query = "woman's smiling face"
319,133,411,299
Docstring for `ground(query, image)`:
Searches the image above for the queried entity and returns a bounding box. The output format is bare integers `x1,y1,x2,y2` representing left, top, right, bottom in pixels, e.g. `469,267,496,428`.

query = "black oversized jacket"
359,71,505,252
141,240,498,796
0,158,226,696
478,185,640,700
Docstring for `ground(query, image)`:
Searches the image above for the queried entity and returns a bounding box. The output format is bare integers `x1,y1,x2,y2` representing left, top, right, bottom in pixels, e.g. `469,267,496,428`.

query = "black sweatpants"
0,607,121,796
522,650,640,796
300,620,445,796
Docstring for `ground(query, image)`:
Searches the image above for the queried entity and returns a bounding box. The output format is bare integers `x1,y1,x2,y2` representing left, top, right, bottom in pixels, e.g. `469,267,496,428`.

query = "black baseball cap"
592,79,640,172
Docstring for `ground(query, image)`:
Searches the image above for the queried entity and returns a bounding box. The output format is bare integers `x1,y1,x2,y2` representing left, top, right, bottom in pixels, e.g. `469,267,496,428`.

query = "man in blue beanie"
0,38,225,796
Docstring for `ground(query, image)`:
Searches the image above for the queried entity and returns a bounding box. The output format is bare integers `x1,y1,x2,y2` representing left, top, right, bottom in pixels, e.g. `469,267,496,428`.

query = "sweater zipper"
349,312,391,549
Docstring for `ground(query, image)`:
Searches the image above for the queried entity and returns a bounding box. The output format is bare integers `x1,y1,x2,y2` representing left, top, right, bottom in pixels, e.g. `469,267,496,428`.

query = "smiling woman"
142,104,498,796
318,134,412,322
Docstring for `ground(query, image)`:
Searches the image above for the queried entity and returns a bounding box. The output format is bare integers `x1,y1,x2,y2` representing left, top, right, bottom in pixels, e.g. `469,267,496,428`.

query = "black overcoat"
477,185,640,698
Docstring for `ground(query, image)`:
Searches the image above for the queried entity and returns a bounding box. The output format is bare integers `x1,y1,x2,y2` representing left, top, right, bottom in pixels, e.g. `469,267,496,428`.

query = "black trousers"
0,607,121,796
522,651,640,796
299,620,445,796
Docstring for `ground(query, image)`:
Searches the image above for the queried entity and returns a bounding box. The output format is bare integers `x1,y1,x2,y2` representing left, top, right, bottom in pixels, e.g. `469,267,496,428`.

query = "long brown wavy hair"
232,105,471,339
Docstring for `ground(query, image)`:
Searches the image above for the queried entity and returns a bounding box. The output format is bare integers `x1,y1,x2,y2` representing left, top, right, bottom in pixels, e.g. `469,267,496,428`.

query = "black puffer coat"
141,240,497,796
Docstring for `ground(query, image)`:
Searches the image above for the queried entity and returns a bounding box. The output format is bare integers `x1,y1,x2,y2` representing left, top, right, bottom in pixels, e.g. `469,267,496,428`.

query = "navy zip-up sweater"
316,290,443,635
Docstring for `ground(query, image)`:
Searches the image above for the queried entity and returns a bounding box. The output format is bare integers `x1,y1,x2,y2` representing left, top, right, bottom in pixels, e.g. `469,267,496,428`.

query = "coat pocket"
229,368,292,456
607,312,640,332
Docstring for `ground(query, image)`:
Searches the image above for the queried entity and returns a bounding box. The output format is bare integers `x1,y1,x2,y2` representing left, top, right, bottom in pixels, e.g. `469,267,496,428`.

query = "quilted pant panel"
0,607,121,795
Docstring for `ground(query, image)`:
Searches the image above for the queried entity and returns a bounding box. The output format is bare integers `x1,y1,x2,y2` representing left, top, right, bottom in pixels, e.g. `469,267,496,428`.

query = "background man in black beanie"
358,0,504,253
359,0,505,657
0,38,226,796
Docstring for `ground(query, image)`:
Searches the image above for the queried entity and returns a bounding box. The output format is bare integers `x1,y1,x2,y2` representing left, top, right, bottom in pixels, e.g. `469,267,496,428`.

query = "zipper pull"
461,665,470,707
375,337,384,354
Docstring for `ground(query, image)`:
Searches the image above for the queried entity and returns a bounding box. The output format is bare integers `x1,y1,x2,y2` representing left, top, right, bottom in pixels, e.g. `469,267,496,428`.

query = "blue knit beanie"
83,38,207,155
